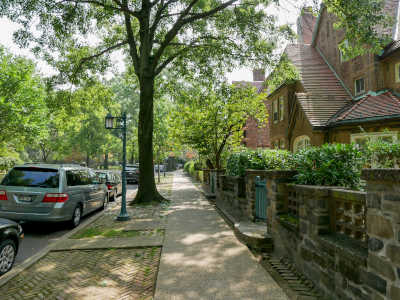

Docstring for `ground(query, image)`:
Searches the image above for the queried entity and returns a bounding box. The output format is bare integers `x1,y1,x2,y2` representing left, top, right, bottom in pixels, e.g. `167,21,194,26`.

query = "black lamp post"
105,112,130,221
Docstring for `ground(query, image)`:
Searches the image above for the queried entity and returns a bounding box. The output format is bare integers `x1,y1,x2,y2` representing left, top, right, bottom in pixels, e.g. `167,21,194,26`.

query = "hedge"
294,143,364,189
226,149,295,177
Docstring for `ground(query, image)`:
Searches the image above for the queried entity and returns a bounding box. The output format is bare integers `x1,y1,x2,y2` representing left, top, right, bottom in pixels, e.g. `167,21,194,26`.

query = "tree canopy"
171,81,267,169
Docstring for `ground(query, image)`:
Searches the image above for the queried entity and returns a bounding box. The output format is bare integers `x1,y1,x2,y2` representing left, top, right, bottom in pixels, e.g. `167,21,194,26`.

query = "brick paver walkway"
0,174,174,300
154,171,288,300
0,248,160,300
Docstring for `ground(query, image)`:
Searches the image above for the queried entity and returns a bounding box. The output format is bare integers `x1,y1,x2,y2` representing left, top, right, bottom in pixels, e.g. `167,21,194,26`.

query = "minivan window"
66,170,82,186
1,167,59,188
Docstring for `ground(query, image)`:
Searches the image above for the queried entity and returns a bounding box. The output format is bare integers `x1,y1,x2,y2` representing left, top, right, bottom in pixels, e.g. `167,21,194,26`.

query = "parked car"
126,164,139,184
154,164,166,172
0,218,24,276
0,164,108,228
95,170,122,201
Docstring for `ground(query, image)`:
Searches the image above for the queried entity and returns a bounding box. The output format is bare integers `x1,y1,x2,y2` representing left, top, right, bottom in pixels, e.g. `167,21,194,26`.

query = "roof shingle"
285,44,350,127
330,91,400,124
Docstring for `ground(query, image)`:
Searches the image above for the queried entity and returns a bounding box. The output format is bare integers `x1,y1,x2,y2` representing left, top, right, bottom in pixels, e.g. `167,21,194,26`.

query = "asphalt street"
14,184,138,266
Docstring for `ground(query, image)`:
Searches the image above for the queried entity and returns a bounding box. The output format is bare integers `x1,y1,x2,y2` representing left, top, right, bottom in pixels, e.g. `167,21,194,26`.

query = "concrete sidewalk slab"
154,171,288,300
53,235,164,250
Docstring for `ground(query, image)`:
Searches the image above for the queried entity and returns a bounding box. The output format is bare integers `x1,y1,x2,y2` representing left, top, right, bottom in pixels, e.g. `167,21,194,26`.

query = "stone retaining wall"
210,168,400,299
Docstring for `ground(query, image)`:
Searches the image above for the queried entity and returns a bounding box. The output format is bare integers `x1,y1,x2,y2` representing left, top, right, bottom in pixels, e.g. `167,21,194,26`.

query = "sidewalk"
154,171,288,300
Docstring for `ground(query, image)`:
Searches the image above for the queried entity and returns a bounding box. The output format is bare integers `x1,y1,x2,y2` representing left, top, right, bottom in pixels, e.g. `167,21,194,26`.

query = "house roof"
285,44,350,127
329,91,400,124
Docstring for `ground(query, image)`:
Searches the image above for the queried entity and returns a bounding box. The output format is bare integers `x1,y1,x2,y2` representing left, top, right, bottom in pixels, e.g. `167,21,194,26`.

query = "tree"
171,82,266,169
323,0,393,58
1,0,288,203
0,46,48,147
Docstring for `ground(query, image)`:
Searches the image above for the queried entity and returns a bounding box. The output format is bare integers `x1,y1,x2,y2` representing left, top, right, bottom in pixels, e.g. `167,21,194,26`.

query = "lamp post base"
116,214,131,221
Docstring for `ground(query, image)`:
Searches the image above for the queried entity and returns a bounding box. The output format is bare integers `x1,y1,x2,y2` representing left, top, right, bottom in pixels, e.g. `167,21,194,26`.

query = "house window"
351,131,398,149
395,63,400,83
355,78,365,95
293,135,311,152
273,100,278,123
279,96,284,121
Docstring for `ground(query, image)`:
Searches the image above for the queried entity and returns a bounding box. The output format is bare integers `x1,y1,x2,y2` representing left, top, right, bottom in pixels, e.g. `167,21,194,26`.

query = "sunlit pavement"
154,171,288,300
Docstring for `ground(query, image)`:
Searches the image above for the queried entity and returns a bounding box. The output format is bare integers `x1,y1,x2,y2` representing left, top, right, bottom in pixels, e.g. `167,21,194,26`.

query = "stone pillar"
245,170,296,225
295,186,330,236
362,169,400,299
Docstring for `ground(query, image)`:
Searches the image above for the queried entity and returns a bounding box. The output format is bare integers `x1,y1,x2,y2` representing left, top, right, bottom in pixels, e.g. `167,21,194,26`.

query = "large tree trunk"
104,151,109,170
132,76,164,204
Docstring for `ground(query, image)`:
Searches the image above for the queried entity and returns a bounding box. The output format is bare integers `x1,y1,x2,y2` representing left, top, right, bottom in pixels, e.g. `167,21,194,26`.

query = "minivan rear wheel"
0,240,16,275
69,206,82,228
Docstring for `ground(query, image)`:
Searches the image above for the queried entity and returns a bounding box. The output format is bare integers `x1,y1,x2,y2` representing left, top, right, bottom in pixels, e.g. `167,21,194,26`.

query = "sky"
0,0,316,82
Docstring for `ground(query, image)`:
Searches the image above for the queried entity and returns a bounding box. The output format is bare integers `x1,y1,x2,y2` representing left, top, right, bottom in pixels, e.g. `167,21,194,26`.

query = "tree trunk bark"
104,151,109,170
132,76,164,204
86,152,90,167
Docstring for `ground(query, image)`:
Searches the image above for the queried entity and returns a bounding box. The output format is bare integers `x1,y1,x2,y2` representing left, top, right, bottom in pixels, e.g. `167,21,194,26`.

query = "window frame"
351,131,398,147
395,63,400,83
279,96,284,121
293,135,311,152
273,100,278,123
354,77,365,95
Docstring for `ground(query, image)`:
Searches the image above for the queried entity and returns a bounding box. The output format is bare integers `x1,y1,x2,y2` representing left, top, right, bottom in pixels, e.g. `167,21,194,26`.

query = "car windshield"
96,172,108,179
1,167,59,188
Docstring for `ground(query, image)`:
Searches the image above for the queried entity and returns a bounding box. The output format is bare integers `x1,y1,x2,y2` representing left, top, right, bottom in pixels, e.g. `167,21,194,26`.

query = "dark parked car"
95,170,122,201
126,164,139,184
0,218,24,276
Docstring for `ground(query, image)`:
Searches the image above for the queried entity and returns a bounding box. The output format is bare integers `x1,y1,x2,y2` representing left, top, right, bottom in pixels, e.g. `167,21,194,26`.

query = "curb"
0,209,106,288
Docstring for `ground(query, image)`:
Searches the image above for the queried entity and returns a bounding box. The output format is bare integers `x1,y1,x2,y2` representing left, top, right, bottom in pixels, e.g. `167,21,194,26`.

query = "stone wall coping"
330,188,366,200
361,168,400,182
245,169,297,179
291,184,343,191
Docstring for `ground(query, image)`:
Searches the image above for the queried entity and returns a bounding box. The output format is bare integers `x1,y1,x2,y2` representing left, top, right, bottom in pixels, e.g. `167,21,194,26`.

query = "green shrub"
226,149,295,177
364,141,400,168
184,161,193,173
0,157,18,173
293,143,364,188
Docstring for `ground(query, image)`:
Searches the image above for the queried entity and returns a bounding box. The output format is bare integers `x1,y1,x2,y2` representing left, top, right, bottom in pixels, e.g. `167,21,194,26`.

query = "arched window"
293,135,311,152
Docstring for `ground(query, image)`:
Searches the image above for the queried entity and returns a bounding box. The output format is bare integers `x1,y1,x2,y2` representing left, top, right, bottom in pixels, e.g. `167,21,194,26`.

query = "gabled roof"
329,91,400,124
285,44,349,127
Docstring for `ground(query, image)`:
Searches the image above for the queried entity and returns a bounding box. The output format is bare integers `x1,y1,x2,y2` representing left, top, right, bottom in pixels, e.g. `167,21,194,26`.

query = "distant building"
233,69,270,149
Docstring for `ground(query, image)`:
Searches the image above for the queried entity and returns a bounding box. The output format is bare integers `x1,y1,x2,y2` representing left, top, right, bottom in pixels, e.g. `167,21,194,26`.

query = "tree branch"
75,40,128,72
57,0,140,18
152,0,238,70
123,1,141,73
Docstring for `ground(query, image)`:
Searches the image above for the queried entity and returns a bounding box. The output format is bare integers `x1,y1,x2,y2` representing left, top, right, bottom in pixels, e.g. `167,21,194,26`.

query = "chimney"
253,69,265,82
297,6,317,44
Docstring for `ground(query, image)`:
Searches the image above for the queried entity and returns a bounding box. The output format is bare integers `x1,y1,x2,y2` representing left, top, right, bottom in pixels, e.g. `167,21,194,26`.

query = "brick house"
267,3,400,151
233,70,270,149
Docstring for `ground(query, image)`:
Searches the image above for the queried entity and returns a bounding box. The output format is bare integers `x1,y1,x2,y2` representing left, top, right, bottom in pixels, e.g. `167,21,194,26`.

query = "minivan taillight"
42,193,69,203
107,184,112,190
0,190,8,201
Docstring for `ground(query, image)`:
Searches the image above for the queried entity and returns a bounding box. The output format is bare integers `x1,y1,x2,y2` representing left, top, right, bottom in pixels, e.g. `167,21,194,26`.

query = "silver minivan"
0,164,108,228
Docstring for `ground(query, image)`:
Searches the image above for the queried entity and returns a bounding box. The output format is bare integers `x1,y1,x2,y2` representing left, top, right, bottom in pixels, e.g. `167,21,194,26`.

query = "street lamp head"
105,112,114,129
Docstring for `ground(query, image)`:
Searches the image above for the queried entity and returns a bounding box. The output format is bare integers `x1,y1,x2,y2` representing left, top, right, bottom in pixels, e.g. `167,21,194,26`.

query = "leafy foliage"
324,0,393,58
364,141,400,168
226,149,296,177
294,143,364,188
171,81,267,169
0,46,47,145
265,54,299,93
